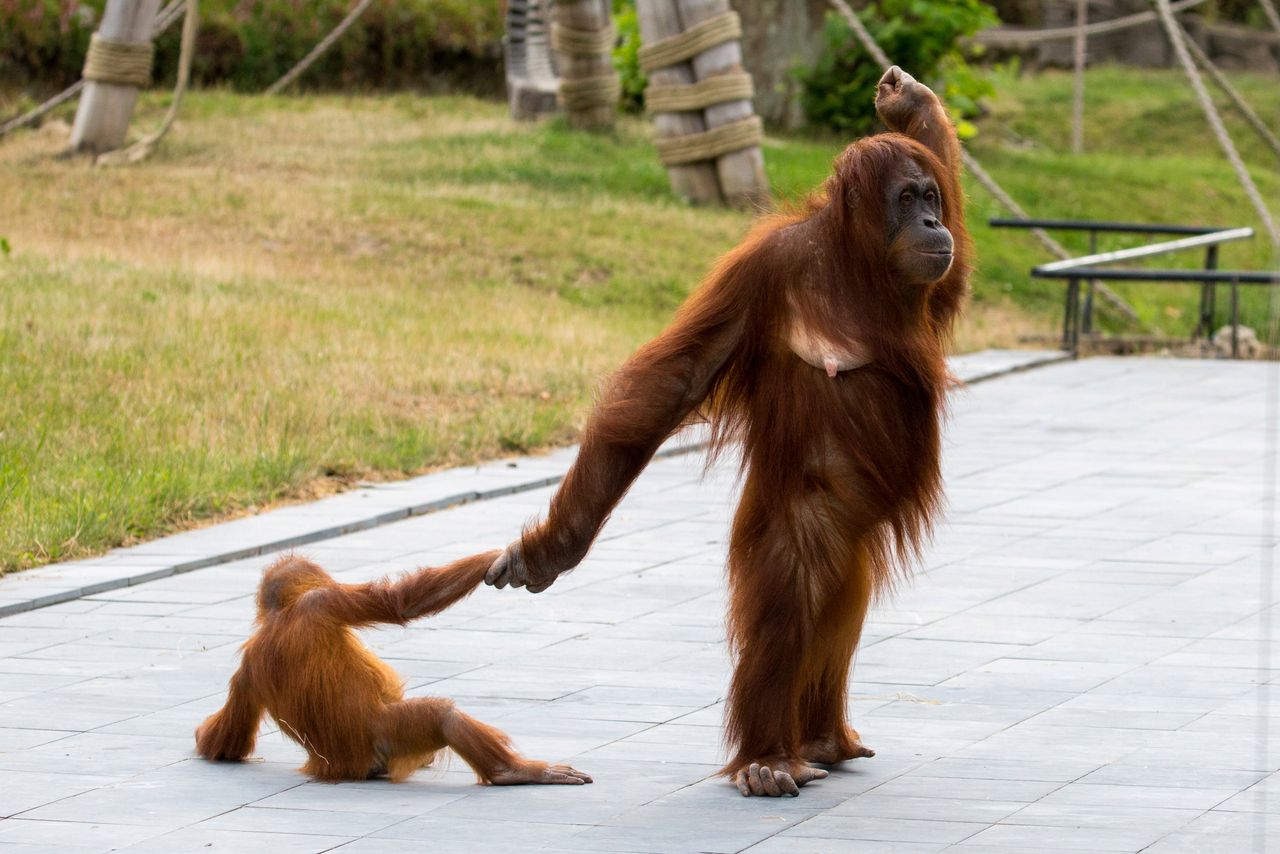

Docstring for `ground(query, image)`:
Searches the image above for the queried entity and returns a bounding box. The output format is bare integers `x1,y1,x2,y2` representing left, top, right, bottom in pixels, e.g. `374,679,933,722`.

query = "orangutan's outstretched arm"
303,551,499,628
875,66,961,184
486,261,757,593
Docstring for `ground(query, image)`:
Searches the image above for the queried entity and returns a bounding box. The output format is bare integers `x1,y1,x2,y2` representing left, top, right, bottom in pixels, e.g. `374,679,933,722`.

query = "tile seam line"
0,353,1069,619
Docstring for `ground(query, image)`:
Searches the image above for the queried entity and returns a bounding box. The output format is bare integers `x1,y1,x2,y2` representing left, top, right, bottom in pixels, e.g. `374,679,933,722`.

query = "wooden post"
636,0,722,204
506,0,559,120
552,0,619,129
679,0,769,207
70,0,161,154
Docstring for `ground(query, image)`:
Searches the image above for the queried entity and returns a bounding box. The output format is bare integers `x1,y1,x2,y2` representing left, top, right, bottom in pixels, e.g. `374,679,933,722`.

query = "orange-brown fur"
195,554,590,787
498,73,971,789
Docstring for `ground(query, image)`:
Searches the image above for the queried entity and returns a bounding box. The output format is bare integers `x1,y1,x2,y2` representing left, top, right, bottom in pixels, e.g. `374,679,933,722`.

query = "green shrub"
797,0,997,137
612,0,645,113
0,0,503,93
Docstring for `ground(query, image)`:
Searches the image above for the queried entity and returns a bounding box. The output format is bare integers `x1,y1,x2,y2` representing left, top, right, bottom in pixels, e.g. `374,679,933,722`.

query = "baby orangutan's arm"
195,669,263,762
305,551,500,628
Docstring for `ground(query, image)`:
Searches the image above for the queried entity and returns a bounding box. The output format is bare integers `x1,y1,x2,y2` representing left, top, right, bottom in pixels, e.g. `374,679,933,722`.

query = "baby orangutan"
195,553,592,787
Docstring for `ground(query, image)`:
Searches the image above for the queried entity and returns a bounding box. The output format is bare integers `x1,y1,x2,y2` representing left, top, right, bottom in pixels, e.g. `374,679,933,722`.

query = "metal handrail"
990,217,1274,358
1032,267,1279,284
1034,227,1255,273
989,217,1223,236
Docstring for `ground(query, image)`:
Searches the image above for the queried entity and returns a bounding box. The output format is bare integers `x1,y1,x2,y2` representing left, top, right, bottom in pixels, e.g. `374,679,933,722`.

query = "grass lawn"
0,66,1276,573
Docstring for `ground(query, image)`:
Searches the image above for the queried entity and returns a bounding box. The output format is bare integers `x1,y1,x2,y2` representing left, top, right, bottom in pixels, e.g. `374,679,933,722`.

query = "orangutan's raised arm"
874,66,962,184
486,251,760,593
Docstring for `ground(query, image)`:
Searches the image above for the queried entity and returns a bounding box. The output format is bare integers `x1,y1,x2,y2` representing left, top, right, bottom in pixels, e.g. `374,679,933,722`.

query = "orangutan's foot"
801,731,875,765
731,759,828,797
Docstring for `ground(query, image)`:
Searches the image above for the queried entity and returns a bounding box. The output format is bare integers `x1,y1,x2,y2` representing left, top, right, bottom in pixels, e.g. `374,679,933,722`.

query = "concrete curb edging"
0,349,1069,617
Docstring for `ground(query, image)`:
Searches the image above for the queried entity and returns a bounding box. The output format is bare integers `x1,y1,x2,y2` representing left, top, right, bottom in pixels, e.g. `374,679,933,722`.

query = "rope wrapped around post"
640,10,760,169
81,34,155,87
551,20,617,55
551,0,618,128
638,11,742,73
646,73,753,113
559,76,622,112
655,115,763,165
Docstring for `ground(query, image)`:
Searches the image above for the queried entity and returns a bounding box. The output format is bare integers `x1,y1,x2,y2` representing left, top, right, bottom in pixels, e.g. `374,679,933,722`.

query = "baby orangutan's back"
195,554,592,786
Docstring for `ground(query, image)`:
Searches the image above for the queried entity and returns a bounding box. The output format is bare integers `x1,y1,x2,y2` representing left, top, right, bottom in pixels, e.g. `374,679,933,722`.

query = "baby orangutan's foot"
731,760,828,797
490,761,593,786
801,732,875,765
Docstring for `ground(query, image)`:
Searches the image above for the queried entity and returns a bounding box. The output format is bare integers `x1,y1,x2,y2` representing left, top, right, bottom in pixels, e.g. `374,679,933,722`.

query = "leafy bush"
0,0,99,88
612,0,645,113
0,0,503,92
797,0,997,137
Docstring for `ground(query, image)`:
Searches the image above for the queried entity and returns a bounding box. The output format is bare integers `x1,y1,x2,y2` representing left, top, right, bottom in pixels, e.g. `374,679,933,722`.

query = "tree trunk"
70,0,161,154
636,0,723,204
730,0,827,129
553,0,619,129
681,0,769,207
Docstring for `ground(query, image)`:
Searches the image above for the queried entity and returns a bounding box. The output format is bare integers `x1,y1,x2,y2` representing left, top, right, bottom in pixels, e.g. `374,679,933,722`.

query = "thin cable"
1178,20,1280,163
97,0,198,165
265,0,377,95
1072,0,1087,154
1153,0,1280,250
1260,0,1280,37
972,0,1207,45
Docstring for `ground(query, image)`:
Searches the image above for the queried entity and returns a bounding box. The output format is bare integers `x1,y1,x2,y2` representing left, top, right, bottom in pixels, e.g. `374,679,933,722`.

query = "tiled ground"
1,356,1278,853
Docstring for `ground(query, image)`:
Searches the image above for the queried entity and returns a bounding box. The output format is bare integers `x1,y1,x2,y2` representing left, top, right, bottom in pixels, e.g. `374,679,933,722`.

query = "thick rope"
0,83,84,138
638,11,741,72
559,75,621,111
152,0,187,32
266,0,377,95
1261,0,1280,36
1,0,185,139
647,73,753,113
1072,0,1087,154
551,20,616,56
826,0,1139,322
1153,0,1279,249
81,34,155,87
97,0,198,166
1178,21,1280,163
973,0,1207,45
655,115,762,165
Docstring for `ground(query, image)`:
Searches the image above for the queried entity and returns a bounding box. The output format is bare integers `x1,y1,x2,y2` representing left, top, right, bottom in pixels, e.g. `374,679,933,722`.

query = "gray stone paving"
0,351,1067,618
1,355,1278,853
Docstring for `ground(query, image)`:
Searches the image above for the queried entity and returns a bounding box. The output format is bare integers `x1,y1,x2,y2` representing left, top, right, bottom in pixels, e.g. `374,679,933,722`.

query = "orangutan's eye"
924,189,937,203
899,191,913,205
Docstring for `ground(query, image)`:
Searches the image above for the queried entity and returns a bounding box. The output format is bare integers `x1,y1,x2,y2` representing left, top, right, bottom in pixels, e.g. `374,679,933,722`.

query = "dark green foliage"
797,0,997,136
0,0,503,93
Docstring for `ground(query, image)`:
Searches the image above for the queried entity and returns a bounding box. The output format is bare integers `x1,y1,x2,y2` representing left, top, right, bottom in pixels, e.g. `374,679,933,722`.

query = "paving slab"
1,355,1278,853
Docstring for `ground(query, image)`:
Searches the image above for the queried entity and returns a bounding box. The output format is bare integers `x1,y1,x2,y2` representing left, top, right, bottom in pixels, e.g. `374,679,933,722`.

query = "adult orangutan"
486,67,971,797
195,553,592,787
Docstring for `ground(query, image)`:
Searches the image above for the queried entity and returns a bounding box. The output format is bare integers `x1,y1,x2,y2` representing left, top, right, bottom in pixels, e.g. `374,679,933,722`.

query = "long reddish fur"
195,551,532,783
510,98,971,775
